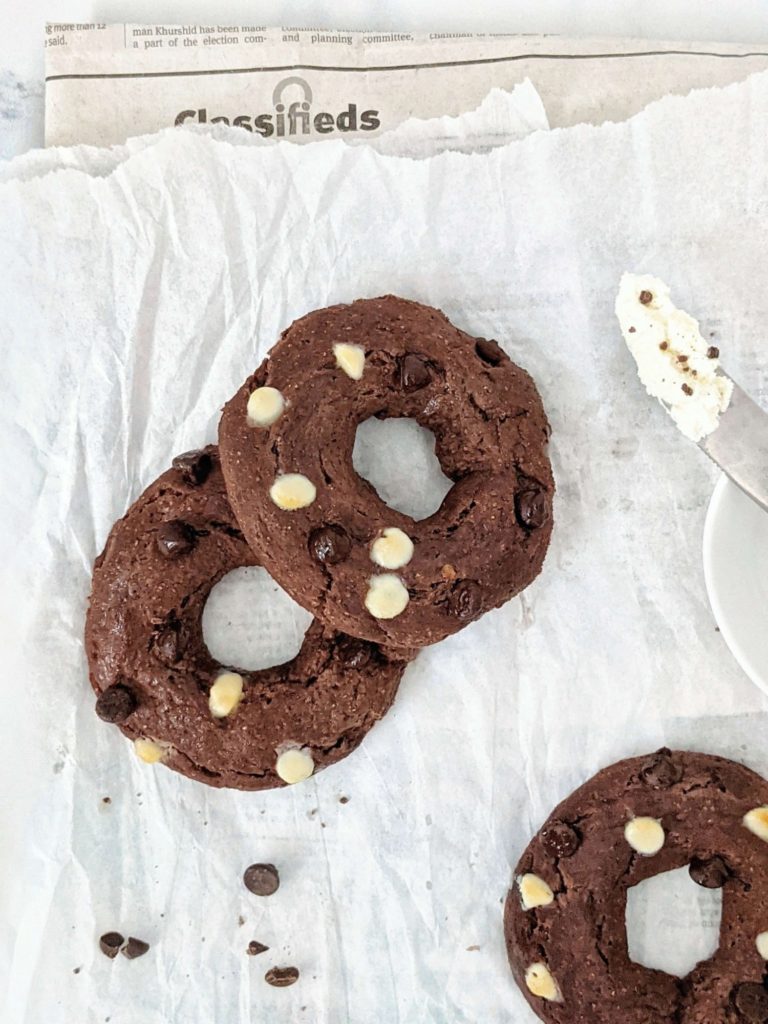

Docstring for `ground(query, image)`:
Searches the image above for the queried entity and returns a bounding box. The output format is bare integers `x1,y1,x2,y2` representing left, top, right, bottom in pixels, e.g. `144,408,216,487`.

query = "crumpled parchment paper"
1,71,768,1024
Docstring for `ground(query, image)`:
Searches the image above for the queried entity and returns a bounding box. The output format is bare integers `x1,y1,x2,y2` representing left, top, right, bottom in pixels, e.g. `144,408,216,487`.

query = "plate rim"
702,473,768,698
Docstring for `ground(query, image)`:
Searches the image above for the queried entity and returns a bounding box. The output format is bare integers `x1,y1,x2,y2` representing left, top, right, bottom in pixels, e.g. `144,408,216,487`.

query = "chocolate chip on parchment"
659,342,668,350
95,684,138,724
732,982,768,1021
156,520,195,559
689,855,730,889
121,937,150,959
540,820,581,858
308,525,351,565
707,346,720,359
475,337,505,366
247,940,269,956
99,932,124,959
640,748,683,789
172,449,213,486
515,488,550,530
265,966,299,987
243,863,280,896
682,383,694,396
399,353,432,391
446,580,482,621
639,290,653,305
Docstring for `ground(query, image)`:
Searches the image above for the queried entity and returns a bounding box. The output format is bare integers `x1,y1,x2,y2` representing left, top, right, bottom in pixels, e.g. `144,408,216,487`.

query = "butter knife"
699,373,768,515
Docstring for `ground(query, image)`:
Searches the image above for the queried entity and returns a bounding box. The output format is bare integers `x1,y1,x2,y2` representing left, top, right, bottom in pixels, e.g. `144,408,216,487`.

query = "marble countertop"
1,0,767,162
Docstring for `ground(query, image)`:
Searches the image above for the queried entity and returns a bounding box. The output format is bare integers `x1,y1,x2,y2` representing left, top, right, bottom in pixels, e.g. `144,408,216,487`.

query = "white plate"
703,474,768,696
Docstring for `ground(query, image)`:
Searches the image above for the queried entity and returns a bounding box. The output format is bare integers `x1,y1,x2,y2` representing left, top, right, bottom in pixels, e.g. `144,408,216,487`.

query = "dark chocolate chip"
540,820,581,858
336,637,373,669
399,353,432,391
707,346,720,359
639,290,653,305
247,940,269,956
95,684,138,724
732,982,768,1021
265,966,299,987
243,863,280,896
172,449,213,486
339,796,350,804
156,520,195,559
682,383,694,396
515,488,550,530
640,748,683,789
475,337,506,366
446,580,482,621
308,525,351,566
628,326,636,333
152,626,183,665
99,932,124,959
121,937,150,960
659,342,668,350
689,855,730,889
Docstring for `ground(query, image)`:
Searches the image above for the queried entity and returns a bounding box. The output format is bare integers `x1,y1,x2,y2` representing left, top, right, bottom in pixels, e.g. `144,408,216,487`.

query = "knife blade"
698,373,768,515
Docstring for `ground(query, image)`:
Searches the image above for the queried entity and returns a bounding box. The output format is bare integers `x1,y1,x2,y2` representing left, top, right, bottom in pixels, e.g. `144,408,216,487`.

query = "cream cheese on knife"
615,274,733,442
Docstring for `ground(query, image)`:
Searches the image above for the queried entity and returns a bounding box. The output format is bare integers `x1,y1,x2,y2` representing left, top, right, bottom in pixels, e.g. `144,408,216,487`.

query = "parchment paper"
2,71,768,1024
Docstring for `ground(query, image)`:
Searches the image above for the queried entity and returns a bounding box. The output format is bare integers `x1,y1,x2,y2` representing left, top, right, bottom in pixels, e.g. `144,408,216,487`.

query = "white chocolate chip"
525,963,562,1002
333,343,366,380
246,386,285,428
519,873,555,910
624,817,665,856
134,739,165,764
757,931,768,960
208,671,244,718
370,527,414,570
275,747,315,785
364,574,409,619
269,473,317,510
743,806,768,842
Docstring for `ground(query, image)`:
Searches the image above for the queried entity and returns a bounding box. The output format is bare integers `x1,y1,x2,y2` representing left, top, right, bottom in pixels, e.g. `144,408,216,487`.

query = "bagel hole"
625,866,722,977
352,417,453,521
202,566,312,672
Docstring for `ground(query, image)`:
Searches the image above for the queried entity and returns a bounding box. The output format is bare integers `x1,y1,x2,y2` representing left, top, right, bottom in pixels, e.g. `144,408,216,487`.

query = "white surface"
2,71,768,1024
703,474,768,698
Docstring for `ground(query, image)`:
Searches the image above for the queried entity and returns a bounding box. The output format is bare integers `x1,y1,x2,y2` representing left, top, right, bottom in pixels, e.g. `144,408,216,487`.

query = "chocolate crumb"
102,796,111,805
265,966,299,987
659,342,668,350
707,346,720,359
639,290,653,305
238,915,245,927
677,354,689,362
73,967,81,974
99,932,124,959
339,796,350,804
682,383,694,396
247,940,269,956
121,937,150,960
628,326,636,333
243,863,280,896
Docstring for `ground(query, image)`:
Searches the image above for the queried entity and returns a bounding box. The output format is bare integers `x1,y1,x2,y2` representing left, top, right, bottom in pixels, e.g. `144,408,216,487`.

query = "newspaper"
44,25,768,147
